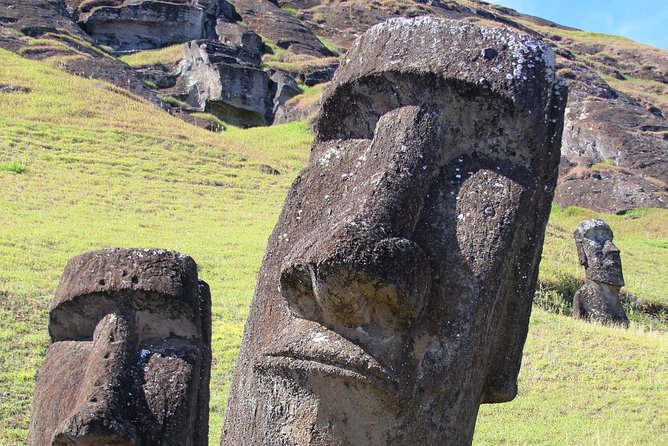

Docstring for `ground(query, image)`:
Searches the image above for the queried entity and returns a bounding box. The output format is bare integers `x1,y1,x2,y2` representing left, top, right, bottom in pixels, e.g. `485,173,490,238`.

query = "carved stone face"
28,249,211,446
222,18,567,445
575,219,624,287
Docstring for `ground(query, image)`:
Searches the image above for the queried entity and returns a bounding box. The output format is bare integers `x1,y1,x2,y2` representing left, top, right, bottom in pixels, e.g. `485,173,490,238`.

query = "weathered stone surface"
222,17,566,445
555,162,667,213
573,220,629,326
175,39,274,126
301,61,338,86
271,70,301,116
229,0,332,56
215,21,262,54
76,0,239,51
554,64,668,212
28,248,211,446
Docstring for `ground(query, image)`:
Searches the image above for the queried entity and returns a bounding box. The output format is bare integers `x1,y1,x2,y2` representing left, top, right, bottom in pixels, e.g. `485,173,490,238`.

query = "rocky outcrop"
174,36,299,126
28,248,211,446
72,0,240,51
555,162,666,213
553,63,668,212
222,17,566,445
271,70,301,116
229,0,332,56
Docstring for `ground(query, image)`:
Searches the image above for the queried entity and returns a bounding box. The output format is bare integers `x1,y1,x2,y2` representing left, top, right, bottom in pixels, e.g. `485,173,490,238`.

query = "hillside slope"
1,0,666,211
1,48,667,445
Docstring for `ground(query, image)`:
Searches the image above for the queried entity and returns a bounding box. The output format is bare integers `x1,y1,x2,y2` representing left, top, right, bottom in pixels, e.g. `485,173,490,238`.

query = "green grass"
475,309,668,445
261,39,339,73
284,82,329,117
0,162,26,174
0,47,667,445
191,112,228,131
118,43,185,68
281,7,301,18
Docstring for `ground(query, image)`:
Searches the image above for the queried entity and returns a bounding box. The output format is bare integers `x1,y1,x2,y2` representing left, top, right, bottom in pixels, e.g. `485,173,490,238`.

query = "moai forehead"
49,248,203,341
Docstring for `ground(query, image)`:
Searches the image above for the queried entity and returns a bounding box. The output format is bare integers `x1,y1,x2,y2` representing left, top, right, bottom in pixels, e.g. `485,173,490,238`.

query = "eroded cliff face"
67,0,240,51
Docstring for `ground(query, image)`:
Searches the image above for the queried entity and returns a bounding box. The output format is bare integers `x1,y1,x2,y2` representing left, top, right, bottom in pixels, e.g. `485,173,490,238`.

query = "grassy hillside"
1,49,667,445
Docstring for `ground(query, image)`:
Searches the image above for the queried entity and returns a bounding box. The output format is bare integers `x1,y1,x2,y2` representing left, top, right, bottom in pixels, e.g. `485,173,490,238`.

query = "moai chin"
28,248,211,446
573,219,629,327
222,17,567,446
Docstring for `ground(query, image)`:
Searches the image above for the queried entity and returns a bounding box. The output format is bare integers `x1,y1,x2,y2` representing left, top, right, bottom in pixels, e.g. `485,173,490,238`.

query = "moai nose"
603,239,620,255
280,237,431,331
52,313,140,446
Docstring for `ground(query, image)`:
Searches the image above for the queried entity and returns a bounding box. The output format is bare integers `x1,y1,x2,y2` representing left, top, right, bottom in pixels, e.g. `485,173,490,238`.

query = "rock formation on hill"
0,0,666,212
222,16,566,445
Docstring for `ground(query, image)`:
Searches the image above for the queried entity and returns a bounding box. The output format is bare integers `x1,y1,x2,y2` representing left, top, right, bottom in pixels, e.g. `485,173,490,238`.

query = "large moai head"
223,17,567,445
574,219,625,287
29,249,211,446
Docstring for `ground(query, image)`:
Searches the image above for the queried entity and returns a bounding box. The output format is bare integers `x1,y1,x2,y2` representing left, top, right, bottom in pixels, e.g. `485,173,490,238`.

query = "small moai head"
28,248,211,446
222,17,567,446
574,219,624,287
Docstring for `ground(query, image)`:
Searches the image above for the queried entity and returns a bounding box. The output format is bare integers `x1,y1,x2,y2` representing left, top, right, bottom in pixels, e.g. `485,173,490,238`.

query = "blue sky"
490,0,668,50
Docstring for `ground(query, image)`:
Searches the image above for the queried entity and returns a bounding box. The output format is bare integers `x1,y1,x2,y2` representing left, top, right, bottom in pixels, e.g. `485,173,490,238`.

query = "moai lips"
28,248,211,446
222,17,567,445
573,219,629,327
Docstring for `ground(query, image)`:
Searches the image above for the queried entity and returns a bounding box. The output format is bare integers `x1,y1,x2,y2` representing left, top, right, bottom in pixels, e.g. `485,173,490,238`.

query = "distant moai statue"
221,17,567,446
573,219,629,327
28,248,211,446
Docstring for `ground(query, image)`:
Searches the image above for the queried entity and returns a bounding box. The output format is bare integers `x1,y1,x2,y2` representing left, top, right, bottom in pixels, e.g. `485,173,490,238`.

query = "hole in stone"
131,275,138,284
98,279,105,286
103,352,110,359
122,270,128,277
89,396,97,403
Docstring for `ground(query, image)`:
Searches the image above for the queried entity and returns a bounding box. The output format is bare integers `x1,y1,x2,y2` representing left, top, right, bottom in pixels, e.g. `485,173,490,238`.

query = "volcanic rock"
229,0,332,56
28,248,211,446
573,220,629,326
222,17,566,445
175,39,274,126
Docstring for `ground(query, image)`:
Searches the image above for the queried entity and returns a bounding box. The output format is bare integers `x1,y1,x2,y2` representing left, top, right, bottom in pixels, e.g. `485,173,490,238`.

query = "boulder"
573,220,629,326
271,70,301,115
222,17,566,446
28,248,211,445
175,39,274,126
215,21,263,55
301,61,338,86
